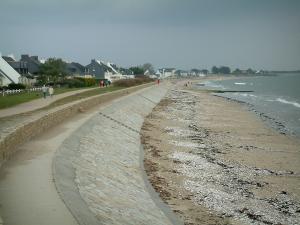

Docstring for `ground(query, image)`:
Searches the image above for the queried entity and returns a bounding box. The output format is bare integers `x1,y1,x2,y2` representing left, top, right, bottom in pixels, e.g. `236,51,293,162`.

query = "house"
85,59,115,81
0,56,21,86
20,54,41,74
155,70,162,78
2,56,37,86
144,70,150,76
119,68,134,76
158,68,176,78
66,62,86,77
190,69,207,77
2,56,28,75
18,76,37,86
175,70,189,77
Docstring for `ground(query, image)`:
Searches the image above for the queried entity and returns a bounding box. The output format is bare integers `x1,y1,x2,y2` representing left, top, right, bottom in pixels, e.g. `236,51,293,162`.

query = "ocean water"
197,73,300,136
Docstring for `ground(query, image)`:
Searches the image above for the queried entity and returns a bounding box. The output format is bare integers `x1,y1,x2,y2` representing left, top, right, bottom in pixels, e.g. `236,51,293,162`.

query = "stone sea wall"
53,83,182,225
0,83,153,167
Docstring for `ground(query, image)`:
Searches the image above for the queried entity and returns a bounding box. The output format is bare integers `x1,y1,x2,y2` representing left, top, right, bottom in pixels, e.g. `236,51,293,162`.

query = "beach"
141,81,300,225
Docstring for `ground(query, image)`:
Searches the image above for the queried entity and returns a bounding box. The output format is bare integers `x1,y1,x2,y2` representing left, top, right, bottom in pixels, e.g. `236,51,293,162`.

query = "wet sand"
141,83,300,225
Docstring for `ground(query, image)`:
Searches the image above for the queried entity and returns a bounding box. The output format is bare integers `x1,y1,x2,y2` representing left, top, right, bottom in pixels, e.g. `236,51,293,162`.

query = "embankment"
0,83,153,168
53,82,183,225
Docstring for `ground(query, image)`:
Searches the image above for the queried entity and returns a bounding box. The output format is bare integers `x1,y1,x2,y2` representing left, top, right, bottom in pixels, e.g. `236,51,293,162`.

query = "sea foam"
276,98,300,108
234,82,246,85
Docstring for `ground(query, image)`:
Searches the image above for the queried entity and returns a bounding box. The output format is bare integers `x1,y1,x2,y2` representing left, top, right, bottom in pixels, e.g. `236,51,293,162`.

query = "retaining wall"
0,83,154,167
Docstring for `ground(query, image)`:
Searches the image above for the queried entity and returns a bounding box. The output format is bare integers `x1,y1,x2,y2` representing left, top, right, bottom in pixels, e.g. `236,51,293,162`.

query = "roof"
88,59,114,73
0,57,21,84
20,55,41,66
2,56,15,62
67,62,85,73
159,68,176,73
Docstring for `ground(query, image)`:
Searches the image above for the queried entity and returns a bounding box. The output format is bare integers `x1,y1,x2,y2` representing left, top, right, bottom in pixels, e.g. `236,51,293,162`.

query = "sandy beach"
141,81,300,225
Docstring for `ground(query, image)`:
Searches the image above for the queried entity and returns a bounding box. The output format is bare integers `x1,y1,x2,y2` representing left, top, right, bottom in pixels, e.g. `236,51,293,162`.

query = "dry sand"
141,82,300,225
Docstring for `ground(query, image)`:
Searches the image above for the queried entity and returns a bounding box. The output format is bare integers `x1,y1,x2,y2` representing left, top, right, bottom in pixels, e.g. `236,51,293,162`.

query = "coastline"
196,74,300,138
141,81,300,225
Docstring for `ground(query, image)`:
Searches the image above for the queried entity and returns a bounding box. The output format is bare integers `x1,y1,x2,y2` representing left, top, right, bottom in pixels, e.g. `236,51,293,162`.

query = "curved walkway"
0,83,182,225
54,84,182,225
0,105,96,225
0,87,97,118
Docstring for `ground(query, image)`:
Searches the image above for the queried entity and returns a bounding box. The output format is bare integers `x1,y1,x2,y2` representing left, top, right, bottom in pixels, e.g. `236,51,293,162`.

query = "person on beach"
48,86,54,98
42,85,47,99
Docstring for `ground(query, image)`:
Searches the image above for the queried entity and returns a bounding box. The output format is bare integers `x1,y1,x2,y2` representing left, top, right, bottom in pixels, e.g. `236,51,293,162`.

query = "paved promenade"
0,83,182,225
54,84,182,225
0,87,97,118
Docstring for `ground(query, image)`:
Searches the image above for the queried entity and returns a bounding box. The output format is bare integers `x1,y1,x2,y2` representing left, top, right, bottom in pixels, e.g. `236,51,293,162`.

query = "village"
0,54,211,90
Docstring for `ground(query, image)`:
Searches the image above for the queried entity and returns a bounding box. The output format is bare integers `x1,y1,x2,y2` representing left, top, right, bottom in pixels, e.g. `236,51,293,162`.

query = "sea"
196,73,300,137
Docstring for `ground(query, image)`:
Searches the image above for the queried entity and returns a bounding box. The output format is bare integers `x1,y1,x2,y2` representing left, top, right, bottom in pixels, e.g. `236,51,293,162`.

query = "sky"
0,0,299,70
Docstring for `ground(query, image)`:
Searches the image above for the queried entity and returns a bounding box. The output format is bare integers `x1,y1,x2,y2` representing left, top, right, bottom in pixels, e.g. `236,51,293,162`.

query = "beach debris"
159,90,300,225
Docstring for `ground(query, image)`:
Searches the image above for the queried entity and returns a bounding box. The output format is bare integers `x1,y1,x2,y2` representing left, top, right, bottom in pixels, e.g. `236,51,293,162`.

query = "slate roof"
2,56,15,62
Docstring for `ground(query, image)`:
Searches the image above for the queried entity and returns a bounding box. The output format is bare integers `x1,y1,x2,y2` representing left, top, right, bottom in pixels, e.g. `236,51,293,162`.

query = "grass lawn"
0,87,93,109
0,78,154,110
45,86,124,109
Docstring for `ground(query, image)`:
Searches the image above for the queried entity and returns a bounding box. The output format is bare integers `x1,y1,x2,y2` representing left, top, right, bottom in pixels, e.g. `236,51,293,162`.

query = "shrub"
64,79,85,88
113,76,154,87
75,77,96,87
60,77,96,88
8,83,26,90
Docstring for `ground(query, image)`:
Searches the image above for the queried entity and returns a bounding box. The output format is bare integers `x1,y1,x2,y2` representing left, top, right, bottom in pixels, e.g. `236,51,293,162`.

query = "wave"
239,93,257,98
203,81,226,89
234,82,246,85
276,98,300,108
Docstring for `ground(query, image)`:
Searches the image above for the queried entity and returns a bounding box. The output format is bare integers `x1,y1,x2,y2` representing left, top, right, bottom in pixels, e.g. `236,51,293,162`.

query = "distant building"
2,56,28,75
144,70,150,76
0,56,21,86
190,69,207,77
20,55,41,74
1,56,37,86
119,68,134,76
85,59,115,80
158,68,176,78
18,76,37,87
175,70,189,77
66,62,86,77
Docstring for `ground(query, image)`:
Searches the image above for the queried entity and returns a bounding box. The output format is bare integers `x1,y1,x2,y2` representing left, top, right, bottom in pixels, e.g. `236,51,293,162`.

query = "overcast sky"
1,0,299,70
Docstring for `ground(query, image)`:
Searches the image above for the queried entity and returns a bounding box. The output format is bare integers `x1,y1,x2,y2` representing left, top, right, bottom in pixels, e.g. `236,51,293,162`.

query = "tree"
246,68,255,74
142,63,155,74
129,66,145,76
219,66,231,74
201,69,209,74
191,68,200,73
211,66,219,74
233,68,242,74
39,58,67,83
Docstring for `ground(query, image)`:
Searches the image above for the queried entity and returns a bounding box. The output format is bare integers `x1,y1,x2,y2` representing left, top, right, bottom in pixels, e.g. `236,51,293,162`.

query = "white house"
0,55,21,86
158,68,176,78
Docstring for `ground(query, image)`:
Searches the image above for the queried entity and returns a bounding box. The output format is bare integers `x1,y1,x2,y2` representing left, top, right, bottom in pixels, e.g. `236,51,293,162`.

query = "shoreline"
141,82,300,225
216,95,291,136
192,74,300,138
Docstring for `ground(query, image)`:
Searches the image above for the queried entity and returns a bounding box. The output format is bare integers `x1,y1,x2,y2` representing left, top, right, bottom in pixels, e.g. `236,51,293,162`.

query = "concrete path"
54,84,182,225
0,107,99,225
0,87,97,118
0,83,182,225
